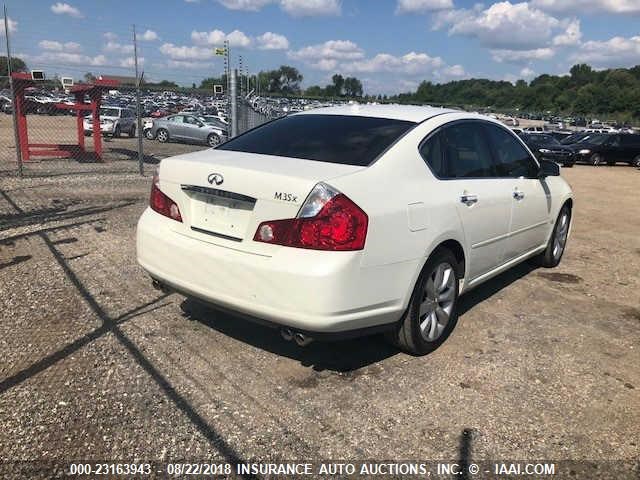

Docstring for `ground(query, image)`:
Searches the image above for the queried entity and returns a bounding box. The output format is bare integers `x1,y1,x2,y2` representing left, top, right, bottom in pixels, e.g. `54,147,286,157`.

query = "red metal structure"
11,73,119,162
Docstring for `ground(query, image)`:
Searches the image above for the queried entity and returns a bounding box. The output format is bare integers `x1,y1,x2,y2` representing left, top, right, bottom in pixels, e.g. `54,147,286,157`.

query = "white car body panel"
137,105,573,334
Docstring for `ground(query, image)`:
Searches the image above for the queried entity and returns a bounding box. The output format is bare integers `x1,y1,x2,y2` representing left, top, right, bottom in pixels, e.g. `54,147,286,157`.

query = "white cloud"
159,42,214,60
38,40,82,53
552,19,582,46
288,40,365,62
256,32,289,50
0,17,17,34
218,0,272,10
103,32,118,41
343,51,444,74
226,30,252,47
104,41,134,54
491,47,555,64
440,64,466,78
570,35,640,68
396,0,453,14
520,67,536,79
27,52,107,66
140,30,159,41
433,1,565,50
217,0,340,16
279,0,340,16
191,29,252,47
531,0,640,15
119,56,144,68
50,2,83,18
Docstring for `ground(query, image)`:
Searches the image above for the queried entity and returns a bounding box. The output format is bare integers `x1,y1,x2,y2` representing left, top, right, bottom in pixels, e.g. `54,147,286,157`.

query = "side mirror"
538,159,560,178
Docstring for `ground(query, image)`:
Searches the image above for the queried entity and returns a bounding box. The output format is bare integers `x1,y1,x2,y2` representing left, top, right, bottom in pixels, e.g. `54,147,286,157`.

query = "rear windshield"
217,114,416,166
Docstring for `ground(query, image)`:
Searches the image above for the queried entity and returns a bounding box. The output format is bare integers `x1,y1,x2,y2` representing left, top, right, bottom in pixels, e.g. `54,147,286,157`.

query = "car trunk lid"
158,149,365,254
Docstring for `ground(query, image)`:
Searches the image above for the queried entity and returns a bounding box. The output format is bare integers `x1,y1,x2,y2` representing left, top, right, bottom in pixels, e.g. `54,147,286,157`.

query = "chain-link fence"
0,12,271,179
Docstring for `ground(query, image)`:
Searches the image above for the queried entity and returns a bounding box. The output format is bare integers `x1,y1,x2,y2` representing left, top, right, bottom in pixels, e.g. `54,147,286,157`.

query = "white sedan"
136,105,573,355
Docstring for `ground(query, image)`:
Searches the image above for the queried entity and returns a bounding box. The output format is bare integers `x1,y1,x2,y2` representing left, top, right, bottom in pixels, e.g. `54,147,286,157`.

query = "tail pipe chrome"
280,328,313,347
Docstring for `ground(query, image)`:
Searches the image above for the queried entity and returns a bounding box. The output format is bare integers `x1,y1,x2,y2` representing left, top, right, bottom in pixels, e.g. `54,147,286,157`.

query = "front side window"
485,124,539,178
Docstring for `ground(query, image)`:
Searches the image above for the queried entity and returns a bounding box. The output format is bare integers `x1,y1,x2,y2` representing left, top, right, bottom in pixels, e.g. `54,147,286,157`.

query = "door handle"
513,190,525,200
460,194,478,206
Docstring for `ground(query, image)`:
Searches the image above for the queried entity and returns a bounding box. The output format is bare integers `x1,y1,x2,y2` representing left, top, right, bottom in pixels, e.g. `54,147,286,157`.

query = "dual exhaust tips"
152,278,313,347
281,327,313,347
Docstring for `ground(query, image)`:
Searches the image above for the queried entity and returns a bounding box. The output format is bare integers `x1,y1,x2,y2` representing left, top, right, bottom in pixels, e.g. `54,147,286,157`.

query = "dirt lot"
0,154,639,478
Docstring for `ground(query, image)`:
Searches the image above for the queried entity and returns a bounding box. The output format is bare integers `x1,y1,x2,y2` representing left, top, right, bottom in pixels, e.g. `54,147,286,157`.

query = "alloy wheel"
553,211,569,260
419,262,455,342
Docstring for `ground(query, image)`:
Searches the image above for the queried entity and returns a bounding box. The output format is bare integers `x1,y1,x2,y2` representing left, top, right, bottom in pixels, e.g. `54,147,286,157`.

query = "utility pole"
4,5,22,177
133,24,144,175
230,69,238,138
238,55,243,99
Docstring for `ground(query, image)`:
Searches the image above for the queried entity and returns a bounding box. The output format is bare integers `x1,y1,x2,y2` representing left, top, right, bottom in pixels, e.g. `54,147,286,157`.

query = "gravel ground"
0,155,639,479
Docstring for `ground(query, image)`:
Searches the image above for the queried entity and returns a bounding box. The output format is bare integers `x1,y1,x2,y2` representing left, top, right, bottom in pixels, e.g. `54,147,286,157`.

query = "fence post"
133,24,144,176
4,5,22,177
230,69,238,138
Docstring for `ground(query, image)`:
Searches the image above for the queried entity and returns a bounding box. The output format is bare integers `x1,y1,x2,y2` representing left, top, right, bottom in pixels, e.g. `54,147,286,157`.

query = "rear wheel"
207,133,221,147
533,205,571,268
113,124,121,138
128,124,136,137
156,128,169,143
633,155,640,168
590,153,602,166
386,248,460,355
144,128,155,140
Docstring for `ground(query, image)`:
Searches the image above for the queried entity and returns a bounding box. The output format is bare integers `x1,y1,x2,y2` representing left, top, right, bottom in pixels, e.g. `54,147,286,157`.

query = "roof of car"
294,104,459,123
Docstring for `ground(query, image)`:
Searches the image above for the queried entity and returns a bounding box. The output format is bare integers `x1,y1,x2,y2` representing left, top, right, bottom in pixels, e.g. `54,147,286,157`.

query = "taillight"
150,172,182,222
254,183,367,251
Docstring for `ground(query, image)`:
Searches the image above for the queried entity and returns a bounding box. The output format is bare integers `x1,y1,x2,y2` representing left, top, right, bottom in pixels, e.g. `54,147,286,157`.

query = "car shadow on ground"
180,261,539,373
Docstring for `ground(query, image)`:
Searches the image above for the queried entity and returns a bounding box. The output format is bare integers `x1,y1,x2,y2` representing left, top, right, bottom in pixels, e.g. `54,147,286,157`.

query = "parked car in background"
137,105,573,355
149,114,227,147
519,133,575,167
524,126,545,133
83,106,137,137
560,132,592,145
572,133,640,166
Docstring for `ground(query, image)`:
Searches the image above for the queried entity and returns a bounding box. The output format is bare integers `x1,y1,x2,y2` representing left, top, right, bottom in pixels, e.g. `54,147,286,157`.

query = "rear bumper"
136,208,415,334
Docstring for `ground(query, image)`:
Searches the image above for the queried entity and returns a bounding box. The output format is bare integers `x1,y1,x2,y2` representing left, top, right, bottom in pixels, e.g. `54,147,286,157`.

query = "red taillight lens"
150,175,182,222
254,192,367,251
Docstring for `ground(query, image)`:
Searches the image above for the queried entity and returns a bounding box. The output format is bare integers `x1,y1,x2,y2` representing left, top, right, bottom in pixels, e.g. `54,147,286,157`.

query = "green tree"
343,76,363,97
0,56,27,87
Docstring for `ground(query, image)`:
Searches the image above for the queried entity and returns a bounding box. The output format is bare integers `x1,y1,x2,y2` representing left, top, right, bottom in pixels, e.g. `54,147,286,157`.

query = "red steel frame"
11,73,119,162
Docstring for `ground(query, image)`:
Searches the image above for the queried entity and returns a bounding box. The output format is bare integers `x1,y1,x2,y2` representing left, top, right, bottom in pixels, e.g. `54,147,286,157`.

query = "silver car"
150,114,227,147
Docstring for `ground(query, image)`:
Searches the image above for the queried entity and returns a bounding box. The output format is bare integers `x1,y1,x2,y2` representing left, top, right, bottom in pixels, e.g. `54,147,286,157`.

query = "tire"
113,124,121,138
590,153,602,166
207,133,221,147
386,248,460,355
156,129,169,143
144,128,155,140
533,205,571,268
128,124,136,137
633,155,640,168
564,162,574,168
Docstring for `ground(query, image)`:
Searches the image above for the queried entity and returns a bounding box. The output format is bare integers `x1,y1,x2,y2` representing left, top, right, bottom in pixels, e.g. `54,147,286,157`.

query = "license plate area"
183,185,256,241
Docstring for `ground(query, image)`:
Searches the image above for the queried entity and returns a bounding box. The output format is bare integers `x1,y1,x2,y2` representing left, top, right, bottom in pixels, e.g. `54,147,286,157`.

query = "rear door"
484,123,551,260
422,122,513,280
183,115,202,141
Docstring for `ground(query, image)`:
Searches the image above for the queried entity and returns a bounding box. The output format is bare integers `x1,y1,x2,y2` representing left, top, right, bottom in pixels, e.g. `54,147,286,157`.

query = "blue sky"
2,0,640,93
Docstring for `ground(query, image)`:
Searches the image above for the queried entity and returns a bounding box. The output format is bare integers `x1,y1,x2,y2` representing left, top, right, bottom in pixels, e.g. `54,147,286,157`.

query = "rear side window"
485,124,539,178
423,122,495,178
217,114,415,166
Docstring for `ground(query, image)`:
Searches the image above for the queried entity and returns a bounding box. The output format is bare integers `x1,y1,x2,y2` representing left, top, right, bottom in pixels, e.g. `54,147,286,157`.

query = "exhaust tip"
294,332,313,347
281,328,293,342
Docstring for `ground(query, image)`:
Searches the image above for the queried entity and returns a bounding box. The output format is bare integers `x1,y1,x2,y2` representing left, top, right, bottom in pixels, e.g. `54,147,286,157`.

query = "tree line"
393,64,640,123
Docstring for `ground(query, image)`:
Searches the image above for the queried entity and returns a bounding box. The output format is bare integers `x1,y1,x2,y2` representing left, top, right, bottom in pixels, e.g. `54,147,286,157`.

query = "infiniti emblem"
208,173,224,186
